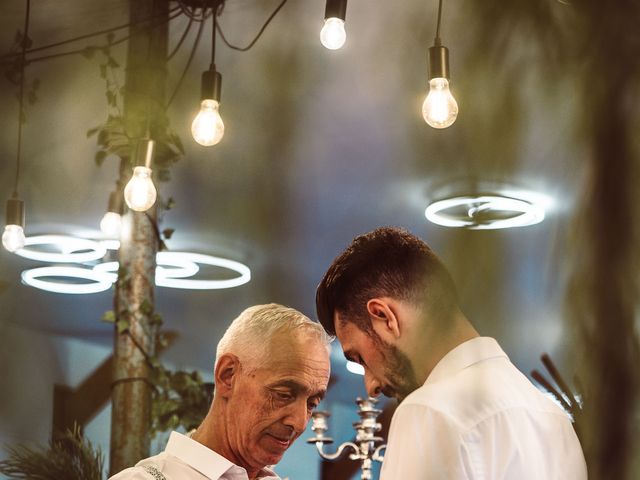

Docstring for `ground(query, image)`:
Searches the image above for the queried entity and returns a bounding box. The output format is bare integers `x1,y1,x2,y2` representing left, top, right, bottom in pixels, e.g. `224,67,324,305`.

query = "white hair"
215,303,333,370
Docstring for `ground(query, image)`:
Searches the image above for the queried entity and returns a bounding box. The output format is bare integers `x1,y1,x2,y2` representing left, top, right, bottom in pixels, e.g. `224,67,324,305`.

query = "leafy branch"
85,33,184,181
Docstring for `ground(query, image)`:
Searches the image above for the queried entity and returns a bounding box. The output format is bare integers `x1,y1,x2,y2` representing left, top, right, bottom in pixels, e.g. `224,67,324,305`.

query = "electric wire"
13,0,31,197
434,0,443,43
167,16,194,61
0,5,182,62
22,8,184,64
217,0,289,52
166,16,206,109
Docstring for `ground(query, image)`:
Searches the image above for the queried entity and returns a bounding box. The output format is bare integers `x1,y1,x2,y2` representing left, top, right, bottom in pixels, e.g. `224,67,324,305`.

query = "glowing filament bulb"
100,212,121,237
191,99,224,146
320,18,346,50
422,78,458,129
2,224,25,252
124,166,157,212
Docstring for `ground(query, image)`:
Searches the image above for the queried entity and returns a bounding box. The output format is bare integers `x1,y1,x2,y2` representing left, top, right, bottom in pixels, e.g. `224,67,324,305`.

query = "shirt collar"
425,337,508,385
164,431,279,479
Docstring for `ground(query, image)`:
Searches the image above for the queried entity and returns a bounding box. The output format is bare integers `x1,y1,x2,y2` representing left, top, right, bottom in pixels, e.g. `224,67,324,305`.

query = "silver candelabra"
307,397,386,480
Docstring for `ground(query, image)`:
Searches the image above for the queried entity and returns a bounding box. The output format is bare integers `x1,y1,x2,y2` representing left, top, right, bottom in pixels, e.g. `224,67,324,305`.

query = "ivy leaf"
151,313,163,326
86,127,100,138
139,298,153,315
165,197,175,210
162,228,174,240
95,150,108,166
158,333,169,348
116,319,130,333
101,310,116,323
97,129,108,147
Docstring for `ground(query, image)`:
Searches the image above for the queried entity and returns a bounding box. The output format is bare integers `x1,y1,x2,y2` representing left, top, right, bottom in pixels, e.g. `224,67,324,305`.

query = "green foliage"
150,366,213,436
86,37,184,184
101,310,115,323
0,427,103,480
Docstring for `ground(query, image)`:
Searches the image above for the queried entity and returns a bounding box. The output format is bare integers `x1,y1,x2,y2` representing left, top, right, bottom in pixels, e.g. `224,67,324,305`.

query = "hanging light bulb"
100,190,124,236
192,68,224,146
124,140,157,212
3,196,26,252
422,44,458,129
320,0,347,50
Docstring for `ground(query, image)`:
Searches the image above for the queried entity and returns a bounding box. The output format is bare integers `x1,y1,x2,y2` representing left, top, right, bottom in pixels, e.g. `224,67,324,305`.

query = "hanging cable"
434,0,443,44
10,8,184,65
0,5,182,62
166,17,206,108
217,0,288,52
167,16,194,61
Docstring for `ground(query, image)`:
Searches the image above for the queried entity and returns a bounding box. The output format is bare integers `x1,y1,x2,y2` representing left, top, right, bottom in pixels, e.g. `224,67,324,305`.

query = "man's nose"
364,370,382,398
283,399,310,434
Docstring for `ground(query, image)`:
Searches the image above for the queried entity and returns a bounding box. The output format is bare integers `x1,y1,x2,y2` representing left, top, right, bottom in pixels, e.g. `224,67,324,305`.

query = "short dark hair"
316,226,458,335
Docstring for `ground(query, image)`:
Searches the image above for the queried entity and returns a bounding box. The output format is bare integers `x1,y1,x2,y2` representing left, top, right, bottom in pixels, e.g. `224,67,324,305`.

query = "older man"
316,227,587,479
111,303,332,480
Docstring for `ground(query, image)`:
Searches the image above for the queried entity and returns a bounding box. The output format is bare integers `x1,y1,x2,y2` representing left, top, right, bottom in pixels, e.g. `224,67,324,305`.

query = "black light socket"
107,190,124,215
201,69,222,103
428,44,450,80
5,197,25,227
325,0,347,20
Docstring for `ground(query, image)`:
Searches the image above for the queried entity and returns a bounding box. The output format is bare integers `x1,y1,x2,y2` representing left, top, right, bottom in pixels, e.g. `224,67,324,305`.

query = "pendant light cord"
210,0,222,69
434,0,443,45
14,0,31,197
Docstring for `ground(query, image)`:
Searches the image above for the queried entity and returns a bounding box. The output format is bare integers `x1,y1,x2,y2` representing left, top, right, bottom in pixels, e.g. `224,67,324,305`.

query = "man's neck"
191,408,263,480
413,310,479,385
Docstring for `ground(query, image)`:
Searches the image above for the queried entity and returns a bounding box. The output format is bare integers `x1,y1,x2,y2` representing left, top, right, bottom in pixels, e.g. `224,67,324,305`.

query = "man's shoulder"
109,454,172,480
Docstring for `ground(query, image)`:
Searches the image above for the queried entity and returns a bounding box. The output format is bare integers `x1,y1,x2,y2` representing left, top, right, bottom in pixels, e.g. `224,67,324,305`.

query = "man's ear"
366,298,401,339
214,353,240,399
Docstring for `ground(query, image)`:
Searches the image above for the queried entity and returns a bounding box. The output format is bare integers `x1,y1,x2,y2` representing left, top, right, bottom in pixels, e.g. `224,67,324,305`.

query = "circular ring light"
21,266,114,294
16,235,107,263
156,252,200,279
93,253,201,283
425,194,545,230
155,252,251,290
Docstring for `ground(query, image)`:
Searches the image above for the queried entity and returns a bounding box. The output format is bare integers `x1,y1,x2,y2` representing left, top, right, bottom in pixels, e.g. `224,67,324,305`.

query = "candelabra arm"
315,441,360,461
372,444,386,463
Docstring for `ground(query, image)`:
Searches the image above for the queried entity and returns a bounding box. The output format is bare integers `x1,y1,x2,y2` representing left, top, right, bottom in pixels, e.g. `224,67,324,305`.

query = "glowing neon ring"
155,252,251,289
21,266,114,294
16,235,107,263
93,253,201,283
425,195,545,230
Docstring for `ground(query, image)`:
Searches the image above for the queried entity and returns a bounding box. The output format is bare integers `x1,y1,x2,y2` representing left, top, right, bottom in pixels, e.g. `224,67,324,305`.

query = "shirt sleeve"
380,403,473,480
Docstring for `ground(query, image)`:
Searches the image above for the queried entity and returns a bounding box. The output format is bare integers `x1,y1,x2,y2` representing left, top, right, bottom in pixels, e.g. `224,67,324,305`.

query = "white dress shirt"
380,337,587,480
109,431,281,480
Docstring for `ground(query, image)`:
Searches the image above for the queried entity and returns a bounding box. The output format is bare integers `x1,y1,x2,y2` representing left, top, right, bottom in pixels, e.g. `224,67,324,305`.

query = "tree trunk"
109,0,168,475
